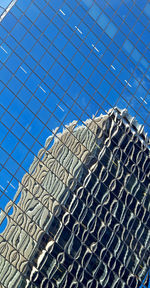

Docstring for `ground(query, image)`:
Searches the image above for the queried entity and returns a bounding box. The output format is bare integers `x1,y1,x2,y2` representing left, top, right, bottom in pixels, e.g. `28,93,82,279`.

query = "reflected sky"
0,0,150,235
0,0,16,16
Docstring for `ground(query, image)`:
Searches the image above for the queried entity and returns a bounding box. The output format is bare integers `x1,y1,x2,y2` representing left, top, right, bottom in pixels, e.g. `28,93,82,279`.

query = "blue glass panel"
59,71,73,91
66,0,77,10
77,91,90,109
63,42,76,60
102,50,114,67
128,31,138,45
49,0,64,11
2,132,18,154
105,22,117,38
20,15,32,30
29,25,41,40
5,35,17,50
0,26,7,40
22,132,35,148
1,112,15,130
11,4,22,18
140,57,149,71
71,103,83,118
35,0,47,9
106,89,119,106
0,43,11,63
84,13,95,29
28,118,44,138
132,21,145,37
0,217,7,233
8,97,24,119
39,34,50,50
97,61,108,75
117,3,129,18
113,30,126,47
0,87,15,109
71,33,82,49
12,122,25,139
72,51,85,70
67,81,82,99
117,97,127,109
79,42,91,58
75,4,87,18
49,62,64,81
80,0,93,10
26,3,40,21
123,39,133,55
141,29,150,46
89,3,101,20
131,49,141,63
125,12,137,28
80,61,94,79
12,142,28,164
0,148,8,165
98,79,111,97
55,104,67,121
60,3,72,18
1,12,17,32
5,53,21,73
67,63,77,79
84,82,95,97
21,33,36,52
37,127,50,146
0,7,3,16
92,22,103,38
57,54,68,69
143,2,150,18
18,107,34,128
86,31,98,48
35,12,49,32
11,22,27,42
45,22,59,42
113,14,122,27
30,42,45,61
25,73,41,93
16,0,31,11
79,22,90,39
44,74,55,90
86,98,100,116
89,70,102,89
53,32,68,51
104,4,114,18
67,12,80,28
8,76,22,95
105,70,116,85
31,65,42,80
17,86,32,105
38,106,51,124
53,14,64,30
40,52,54,72
45,92,58,111
15,45,27,61
15,166,26,183
0,122,8,144
62,24,73,39
97,13,109,29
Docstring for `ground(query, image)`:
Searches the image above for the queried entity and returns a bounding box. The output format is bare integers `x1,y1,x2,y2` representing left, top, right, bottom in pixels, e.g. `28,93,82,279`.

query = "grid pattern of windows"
0,0,150,287
0,0,17,18
0,108,149,288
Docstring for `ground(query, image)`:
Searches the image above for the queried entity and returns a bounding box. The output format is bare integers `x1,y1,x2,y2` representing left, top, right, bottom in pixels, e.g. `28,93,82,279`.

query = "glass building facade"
0,0,150,287
0,107,149,288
